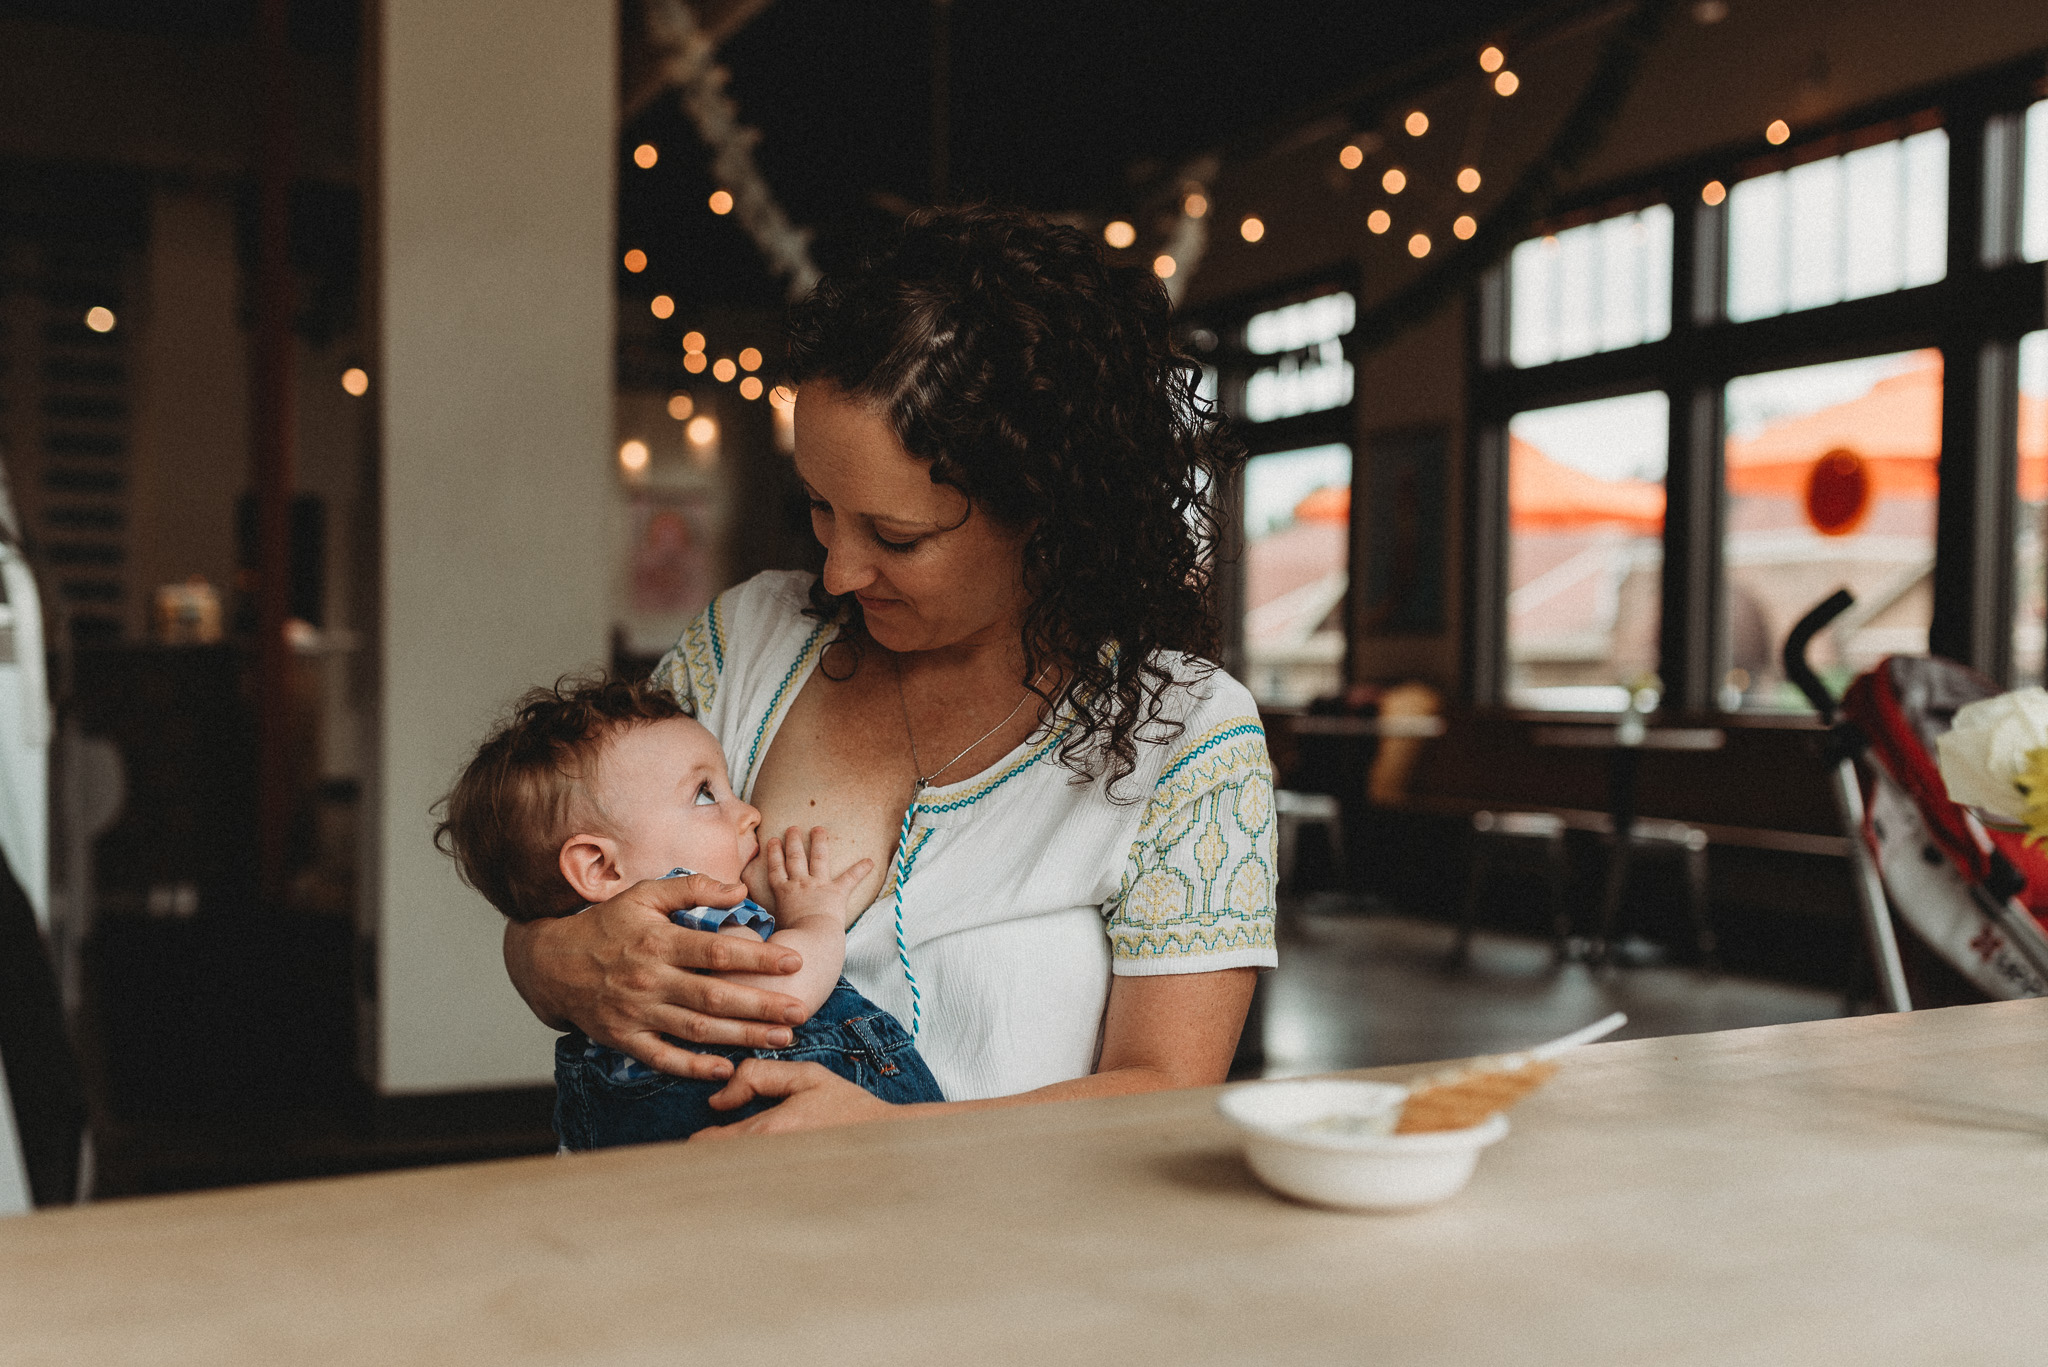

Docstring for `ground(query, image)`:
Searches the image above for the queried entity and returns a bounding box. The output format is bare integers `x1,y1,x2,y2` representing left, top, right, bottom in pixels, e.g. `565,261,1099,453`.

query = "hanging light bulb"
1339,144,1364,170
1239,216,1265,243
1701,180,1728,206
1407,233,1432,258
1382,168,1408,194
1453,215,1478,240
1479,46,1505,73
1457,167,1482,193
1404,111,1429,137
1103,220,1137,249
1765,119,1790,145
1367,210,1391,235
1494,70,1520,97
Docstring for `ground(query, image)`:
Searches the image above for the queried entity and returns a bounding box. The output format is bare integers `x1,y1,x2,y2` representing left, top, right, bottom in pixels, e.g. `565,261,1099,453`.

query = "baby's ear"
558,834,622,904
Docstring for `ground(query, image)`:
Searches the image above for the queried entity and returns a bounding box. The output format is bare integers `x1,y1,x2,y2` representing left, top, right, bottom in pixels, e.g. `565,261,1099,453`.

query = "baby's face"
589,716,760,886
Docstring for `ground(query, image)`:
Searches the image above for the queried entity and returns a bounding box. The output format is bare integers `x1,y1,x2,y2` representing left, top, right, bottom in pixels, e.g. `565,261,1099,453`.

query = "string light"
1765,119,1790,145
686,415,718,445
738,347,763,371
1454,215,1478,240
84,306,115,333
1382,168,1407,194
1153,254,1177,279
739,376,764,400
633,144,658,169
1103,220,1136,249
619,439,650,473
708,189,734,214
684,352,708,374
341,367,369,396
1367,210,1392,234
1183,191,1209,219
1339,144,1364,170
712,357,738,382
1494,70,1520,97
650,295,675,319
682,331,707,354
1404,111,1429,137
623,249,647,273
1408,233,1432,258
1479,46,1505,73
667,393,694,420
1239,216,1265,243
770,385,796,410
1457,167,1482,193
1701,179,1727,206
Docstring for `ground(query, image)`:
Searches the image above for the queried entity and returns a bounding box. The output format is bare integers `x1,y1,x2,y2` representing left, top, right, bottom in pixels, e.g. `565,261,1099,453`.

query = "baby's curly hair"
435,676,685,922
786,204,1244,793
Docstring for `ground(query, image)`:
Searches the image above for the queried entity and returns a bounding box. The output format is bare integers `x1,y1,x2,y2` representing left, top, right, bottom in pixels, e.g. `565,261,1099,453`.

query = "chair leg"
1544,832,1574,962
1683,842,1718,970
1448,838,1493,969
1276,814,1299,899
1594,838,1632,967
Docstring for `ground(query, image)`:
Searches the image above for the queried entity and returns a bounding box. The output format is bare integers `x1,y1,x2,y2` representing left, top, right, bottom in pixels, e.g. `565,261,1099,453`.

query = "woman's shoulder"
1132,653,1269,799
653,570,820,715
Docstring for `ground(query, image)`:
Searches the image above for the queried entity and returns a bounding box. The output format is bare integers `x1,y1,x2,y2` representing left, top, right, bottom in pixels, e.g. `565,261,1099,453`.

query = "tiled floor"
1256,899,1845,1077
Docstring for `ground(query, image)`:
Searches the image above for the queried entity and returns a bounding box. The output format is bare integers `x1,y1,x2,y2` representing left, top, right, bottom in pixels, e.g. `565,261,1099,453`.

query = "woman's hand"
502,872,811,1081
690,1059,898,1139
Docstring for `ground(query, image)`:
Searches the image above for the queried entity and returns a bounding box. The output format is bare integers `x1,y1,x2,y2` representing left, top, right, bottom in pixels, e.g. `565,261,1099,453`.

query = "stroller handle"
1783,589,1855,722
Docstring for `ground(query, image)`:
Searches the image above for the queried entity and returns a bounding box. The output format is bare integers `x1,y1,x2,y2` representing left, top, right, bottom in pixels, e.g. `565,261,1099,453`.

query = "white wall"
370,0,617,1093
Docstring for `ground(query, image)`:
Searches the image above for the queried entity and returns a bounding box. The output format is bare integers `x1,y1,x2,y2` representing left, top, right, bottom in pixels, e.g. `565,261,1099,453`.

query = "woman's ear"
559,834,624,904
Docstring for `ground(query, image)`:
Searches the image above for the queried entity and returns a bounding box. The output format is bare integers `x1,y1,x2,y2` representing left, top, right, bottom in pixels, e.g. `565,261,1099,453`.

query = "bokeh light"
1494,70,1520,96
684,352,708,374
1339,144,1364,170
1454,215,1477,240
1405,111,1429,137
682,330,706,353
738,347,763,371
1152,254,1177,279
667,393,694,421
341,367,369,396
1239,216,1265,243
739,376,764,401
686,415,718,445
1479,46,1505,73
1765,119,1790,145
618,439,650,473
1103,220,1136,249
708,189,734,215
1408,233,1432,258
1457,167,1482,193
650,295,674,319
84,306,115,333
623,249,647,273
712,357,737,383
1382,168,1407,194
1701,179,1727,206
633,144,658,169
1182,192,1209,219
1367,209,1391,235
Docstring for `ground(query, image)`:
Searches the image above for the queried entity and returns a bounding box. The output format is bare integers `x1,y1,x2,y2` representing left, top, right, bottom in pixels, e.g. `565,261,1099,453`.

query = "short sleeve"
1105,716,1278,976
650,592,725,717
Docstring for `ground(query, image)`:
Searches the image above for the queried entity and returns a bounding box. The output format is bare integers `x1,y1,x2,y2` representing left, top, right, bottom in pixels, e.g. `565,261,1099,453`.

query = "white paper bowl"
1217,1078,1510,1212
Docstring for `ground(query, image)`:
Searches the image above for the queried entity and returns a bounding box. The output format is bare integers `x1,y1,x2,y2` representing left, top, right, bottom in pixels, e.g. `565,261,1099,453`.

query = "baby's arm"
715,827,871,1021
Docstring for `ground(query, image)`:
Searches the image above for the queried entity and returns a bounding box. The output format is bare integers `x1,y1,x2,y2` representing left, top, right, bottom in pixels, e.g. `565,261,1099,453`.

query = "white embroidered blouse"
652,571,1277,1101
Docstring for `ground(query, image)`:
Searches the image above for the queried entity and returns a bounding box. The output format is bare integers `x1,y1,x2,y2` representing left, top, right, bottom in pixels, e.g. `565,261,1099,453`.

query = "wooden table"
6,1002,2048,1365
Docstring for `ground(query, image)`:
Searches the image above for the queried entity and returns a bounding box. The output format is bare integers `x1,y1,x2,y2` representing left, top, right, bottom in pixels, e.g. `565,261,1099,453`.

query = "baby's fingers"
779,826,810,878
764,832,787,881
832,856,876,892
804,826,833,871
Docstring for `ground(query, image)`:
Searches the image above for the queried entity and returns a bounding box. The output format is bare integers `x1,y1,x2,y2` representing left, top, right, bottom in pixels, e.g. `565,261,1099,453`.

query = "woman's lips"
855,593,899,611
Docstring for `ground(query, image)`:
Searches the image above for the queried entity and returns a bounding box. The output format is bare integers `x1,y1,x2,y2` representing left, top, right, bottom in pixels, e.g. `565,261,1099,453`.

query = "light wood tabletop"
5,1000,2047,1365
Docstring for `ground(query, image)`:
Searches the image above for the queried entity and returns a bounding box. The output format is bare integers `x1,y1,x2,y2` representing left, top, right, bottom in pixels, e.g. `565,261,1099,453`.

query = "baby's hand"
764,827,873,929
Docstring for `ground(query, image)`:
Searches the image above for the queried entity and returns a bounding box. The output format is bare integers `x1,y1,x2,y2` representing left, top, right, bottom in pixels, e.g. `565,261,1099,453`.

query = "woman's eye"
875,533,920,553
693,783,718,806
807,498,832,515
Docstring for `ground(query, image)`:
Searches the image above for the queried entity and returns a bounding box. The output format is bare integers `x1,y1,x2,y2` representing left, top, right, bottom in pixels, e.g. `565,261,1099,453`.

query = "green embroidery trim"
739,621,830,796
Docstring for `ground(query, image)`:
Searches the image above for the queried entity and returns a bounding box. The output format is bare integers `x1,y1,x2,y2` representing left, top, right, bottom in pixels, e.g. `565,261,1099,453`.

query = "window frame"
1184,263,1362,695
1465,52,2048,712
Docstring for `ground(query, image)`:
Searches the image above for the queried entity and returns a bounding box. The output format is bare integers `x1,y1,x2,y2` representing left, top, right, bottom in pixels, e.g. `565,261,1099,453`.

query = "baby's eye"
693,782,719,806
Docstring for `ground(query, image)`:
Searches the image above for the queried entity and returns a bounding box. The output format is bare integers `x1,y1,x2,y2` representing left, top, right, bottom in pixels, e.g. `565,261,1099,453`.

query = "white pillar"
369,0,616,1093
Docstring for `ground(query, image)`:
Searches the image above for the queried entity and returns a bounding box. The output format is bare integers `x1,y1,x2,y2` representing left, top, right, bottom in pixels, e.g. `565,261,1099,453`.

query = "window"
1505,392,1668,710
2017,331,2048,683
1723,350,1942,709
1507,205,1672,368
1726,128,1948,324
2024,100,2048,264
1242,291,1354,423
1242,443,1351,706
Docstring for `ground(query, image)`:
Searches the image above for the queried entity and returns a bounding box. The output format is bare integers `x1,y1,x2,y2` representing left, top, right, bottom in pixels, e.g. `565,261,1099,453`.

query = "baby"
436,676,943,1148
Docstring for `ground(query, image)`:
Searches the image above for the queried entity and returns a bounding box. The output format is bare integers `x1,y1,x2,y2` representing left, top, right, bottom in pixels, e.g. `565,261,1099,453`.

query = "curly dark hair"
434,676,685,921
785,204,1243,793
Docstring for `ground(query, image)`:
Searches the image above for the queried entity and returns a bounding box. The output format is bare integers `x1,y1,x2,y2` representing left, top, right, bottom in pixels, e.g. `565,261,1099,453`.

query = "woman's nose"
819,533,877,597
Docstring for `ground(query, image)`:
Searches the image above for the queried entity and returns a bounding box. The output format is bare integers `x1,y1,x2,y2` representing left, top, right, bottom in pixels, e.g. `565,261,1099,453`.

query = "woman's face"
793,381,1034,655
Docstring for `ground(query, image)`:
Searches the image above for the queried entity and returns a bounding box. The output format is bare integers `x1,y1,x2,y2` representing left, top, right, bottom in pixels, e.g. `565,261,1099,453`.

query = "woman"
504,206,1275,1134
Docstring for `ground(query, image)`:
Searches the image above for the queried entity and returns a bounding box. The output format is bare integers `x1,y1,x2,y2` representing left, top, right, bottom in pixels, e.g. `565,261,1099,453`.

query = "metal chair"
1593,817,1717,968
1450,810,1573,966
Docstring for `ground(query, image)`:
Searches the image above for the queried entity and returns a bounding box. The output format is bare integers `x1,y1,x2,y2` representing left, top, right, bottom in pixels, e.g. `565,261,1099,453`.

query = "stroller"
1787,590,2048,1011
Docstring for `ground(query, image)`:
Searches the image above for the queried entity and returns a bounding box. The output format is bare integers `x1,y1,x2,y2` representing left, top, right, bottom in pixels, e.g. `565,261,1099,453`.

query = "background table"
5,1001,2047,1365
